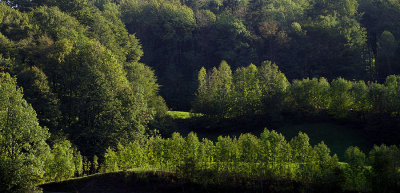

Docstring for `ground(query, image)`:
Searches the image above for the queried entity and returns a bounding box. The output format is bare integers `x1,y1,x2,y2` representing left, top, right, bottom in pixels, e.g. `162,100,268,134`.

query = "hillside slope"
41,171,306,193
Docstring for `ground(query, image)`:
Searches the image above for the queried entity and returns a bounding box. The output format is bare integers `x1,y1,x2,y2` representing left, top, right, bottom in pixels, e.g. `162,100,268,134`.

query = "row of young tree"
102,129,400,193
193,61,400,120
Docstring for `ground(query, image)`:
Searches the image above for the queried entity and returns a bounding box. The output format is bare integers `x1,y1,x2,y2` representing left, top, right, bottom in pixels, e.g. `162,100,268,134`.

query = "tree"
193,67,208,113
384,75,400,116
222,0,248,17
329,78,354,118
124,61,167,124
215,136,239,173
0,3,33,41
369,144,400,193
258,61,289,113
289,132,315,182
92,155,99,173
193,61,234,117
212,61,234,117
289,77,330,114
17,66,61,139
314,142,340,188
238,133,259,177
73,148,83,176
359,0,400,78
232,64,262,117
198,138,214,171
376,31,397,78
57,38,143,156
101,147,119,173
259,129,292,178
27,5,166,156
214,14,254,69
45,140,76,181
167,132,185,170
368,82,388,114
0,72,50,192
343,146,368,192
182,132,200,176
349,80,372,119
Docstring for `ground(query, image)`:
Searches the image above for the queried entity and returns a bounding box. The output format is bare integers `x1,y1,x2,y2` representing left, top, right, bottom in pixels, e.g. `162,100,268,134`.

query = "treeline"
0,1,167,157
102,129,400,193
193,61,400,122
119,0,398,109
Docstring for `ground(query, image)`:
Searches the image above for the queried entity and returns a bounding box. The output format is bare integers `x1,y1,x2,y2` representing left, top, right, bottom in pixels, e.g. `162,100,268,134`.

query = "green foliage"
0,3,33,41
92,155,99,173
101,147,119,173
194,61,289,118
116,0,396,109
350,80,372,115
45,140,76,181
359,0,400,79
329,78,354,118
17,66,61,138
1,1,400,191
314,142,340,183
194,61,400,123
369,144,400,193
343,146,368,192
0,158,42,193
232,64,262,117
121,0,196,109
214,14,253,68
0,72,50,192
74,148,83,176
384,75,400,116
103,129,373,190
0,2,166,157
368,82,387,113
258,61,289,113
101,129,400,192
289,77,330,114
193,61,233,117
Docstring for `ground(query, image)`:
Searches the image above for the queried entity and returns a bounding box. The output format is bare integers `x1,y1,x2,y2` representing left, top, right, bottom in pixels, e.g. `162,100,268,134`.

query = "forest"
0,0,399,192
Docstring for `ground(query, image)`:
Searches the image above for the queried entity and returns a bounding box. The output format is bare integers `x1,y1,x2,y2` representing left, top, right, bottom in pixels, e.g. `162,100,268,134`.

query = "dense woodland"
0,0,399,192
119,0,400,109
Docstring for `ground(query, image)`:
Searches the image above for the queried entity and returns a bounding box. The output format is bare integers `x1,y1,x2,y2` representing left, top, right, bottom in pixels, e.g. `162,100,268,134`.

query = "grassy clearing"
208,123,370,159
167,111,203,119
276,122,371,158
166,111,372,160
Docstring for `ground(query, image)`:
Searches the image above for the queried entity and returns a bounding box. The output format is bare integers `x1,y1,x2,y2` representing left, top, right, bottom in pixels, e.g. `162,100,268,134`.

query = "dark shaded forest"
0,0,399,193
117,0,400,110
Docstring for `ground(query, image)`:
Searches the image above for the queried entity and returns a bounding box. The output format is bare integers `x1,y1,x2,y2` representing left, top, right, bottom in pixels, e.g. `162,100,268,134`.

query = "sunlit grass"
167,111,203,119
